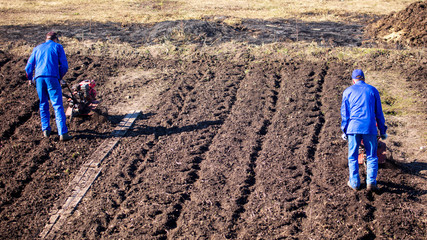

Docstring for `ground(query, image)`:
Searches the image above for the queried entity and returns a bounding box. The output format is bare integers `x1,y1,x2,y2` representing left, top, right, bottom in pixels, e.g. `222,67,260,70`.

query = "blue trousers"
347,134,378,188
36,77,68,135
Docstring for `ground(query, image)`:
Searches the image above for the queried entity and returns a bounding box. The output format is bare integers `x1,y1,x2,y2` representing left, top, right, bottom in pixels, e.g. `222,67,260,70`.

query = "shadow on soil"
399,161,427,176
393,161,427,180
70,112,222,140
378,180,427,198
1,18,368,47
375,161,427,199
128,112,223,138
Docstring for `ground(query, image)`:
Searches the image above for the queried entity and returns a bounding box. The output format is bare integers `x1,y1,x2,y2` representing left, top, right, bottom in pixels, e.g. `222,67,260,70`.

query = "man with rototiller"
341,69,387,192
25,31,72,141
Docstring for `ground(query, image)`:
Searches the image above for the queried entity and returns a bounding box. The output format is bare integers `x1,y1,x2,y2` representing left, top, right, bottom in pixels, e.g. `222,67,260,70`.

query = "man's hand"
60,79,66,86
28,79,35,86
341,133,348,141
380,133,388,140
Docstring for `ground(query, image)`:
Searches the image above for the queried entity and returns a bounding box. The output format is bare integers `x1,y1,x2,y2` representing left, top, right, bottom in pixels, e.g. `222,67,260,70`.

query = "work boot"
60,133,73,141
347,181,360,191
43,130,51,138
367,184,378,192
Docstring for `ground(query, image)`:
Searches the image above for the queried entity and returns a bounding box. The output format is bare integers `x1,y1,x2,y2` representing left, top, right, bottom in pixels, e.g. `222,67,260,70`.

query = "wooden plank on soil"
39,167,102,239
39,111,140,239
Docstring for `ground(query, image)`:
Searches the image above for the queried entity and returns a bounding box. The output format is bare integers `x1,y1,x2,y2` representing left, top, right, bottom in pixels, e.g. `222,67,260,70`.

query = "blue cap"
352,69,365,80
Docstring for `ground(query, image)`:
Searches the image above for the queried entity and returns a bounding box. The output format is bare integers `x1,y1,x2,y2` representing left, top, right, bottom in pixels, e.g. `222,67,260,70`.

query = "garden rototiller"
63,79,99,120
358,137,387,165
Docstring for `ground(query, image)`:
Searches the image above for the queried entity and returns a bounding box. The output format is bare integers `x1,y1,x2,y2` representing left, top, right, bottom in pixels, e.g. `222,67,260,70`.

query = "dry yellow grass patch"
368,70,427,162
103,68,170,114
0,0,418,26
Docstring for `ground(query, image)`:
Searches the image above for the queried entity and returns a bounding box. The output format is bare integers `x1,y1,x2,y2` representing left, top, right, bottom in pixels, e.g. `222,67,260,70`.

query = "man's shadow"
71,111,223,140
373,161,427,199
129,112,223,138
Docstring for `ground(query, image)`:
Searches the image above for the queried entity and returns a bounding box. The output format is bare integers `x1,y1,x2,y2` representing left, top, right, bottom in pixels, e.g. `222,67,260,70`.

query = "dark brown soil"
0,15,426,240
365,1,427,47
0,18,365,48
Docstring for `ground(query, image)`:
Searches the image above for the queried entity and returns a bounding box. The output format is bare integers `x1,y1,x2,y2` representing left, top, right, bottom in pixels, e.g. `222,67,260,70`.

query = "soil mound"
365,1,426,47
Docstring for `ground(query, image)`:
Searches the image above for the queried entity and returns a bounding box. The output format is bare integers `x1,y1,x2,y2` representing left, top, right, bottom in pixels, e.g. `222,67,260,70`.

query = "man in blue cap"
341,69,387,192
25,31,72,141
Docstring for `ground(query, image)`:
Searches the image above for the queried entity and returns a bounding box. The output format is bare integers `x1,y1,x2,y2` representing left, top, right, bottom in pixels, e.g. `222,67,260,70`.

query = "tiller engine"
63,79,99,120
358,137,387,165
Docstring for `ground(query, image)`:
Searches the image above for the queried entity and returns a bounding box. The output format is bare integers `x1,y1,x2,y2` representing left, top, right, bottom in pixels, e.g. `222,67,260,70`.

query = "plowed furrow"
371,165,426,239
298,63,426,240
53,60,246,239
0,56,117,238
226,66,283,238
0,141,53,212
0,100,39,141
300,63,363,239
0,116,107,239
0,113,55,214
169,61,282,239
0,56,37,140
234,62,327,239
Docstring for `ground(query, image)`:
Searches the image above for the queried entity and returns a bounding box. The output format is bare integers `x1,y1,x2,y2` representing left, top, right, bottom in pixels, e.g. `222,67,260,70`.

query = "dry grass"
368,70,427,162
0,0,418,26
103,68,170,114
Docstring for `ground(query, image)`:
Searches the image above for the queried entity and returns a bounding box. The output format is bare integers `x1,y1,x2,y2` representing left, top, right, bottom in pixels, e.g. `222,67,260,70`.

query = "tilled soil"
0,42,425,239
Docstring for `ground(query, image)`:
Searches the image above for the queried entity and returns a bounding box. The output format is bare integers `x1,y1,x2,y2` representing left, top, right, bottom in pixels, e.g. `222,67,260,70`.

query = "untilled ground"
0,17,367,49
0,5,426,239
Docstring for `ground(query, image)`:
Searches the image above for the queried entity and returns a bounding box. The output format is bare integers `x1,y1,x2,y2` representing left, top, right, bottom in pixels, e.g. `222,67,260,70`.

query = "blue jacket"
25,40,68,80
341,81,387,135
